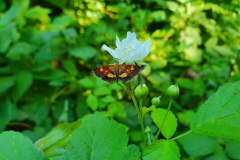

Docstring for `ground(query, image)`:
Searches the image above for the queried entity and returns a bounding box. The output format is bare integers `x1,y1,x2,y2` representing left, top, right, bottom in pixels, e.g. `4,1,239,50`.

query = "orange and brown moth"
92,63,145,82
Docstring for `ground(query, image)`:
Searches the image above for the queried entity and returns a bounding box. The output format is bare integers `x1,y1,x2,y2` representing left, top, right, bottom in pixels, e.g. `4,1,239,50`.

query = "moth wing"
118,65,145,82
92,65,117,82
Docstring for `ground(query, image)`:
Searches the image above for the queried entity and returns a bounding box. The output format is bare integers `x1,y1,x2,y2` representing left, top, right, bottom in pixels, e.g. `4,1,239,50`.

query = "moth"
92,63,145,82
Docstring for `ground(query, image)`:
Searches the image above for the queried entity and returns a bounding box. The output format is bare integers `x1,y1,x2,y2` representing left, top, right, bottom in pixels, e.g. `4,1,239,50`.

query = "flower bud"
134,84,149,99
166,85,179,98
151,96,161,106
145,126,151,133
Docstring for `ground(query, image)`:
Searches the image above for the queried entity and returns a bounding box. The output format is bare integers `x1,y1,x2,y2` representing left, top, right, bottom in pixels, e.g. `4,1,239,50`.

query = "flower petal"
102,32,151,64
102,44,117,58
116,36,122,48
122,32,137,46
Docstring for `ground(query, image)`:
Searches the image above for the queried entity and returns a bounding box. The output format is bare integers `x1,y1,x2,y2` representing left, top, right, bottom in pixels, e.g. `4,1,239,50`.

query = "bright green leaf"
143,140,180,160
86,94,98,111
94,87,111,96
0,131,46,160
178,132,217,157
151,108,178,139
35,120,81,158
142,105,156,117
213,45,234,56
78,77,95,89
25,6,51,22
62,113,140,160
149,10,166,22
101,95,115,104
191,80,240,140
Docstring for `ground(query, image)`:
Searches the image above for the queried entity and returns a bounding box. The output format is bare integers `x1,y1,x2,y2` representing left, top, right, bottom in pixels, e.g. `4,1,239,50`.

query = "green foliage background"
0,0,239,159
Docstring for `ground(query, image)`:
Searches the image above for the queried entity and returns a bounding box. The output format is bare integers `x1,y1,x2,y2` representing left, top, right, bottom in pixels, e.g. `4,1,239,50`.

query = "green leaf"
86,94,98,111
0,76,15,94
177,110,196,126
62,28,77,43
63,113,140,160
69,46,97,61
191,80,240,140
149,10,166,22
35,120,81,158
177,78,206,96
25,6,51,22
34,70,66,81
213,45,234,56
13,71,33,102
142,105,156,117
0,6,20,26
78,77,95,89
151,108,178,139
178,133,217,157
93,87,111,96
62,59,78,77
6,42,33,61
127,145,141,160
0,1,6,10
225,141,240,160
0,131,46,160
0,24,20,53
0,97,16,131
143,140,180,160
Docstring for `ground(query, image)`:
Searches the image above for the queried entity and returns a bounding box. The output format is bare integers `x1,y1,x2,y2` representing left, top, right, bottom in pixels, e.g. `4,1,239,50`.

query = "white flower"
102,32,151,64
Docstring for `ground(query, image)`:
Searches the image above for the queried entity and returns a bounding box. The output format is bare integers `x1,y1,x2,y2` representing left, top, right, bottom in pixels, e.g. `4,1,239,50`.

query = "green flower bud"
134,84,149,99
145,126,151,133
166,85,179,98
151,96,161,106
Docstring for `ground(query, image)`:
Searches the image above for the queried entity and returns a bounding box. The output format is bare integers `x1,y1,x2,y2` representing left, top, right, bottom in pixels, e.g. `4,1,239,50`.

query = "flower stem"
129,82,139,115
170,130,192,141
139,98,147,144
155,98,174,140
129,82,146,144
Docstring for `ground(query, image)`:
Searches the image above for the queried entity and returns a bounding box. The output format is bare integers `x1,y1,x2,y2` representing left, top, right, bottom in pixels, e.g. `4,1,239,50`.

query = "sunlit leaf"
191,80,240,140
151,108,178,139
143,140,180,160
35,121,81,158
0,131,46,160
86,94,98,111
62,113,140,160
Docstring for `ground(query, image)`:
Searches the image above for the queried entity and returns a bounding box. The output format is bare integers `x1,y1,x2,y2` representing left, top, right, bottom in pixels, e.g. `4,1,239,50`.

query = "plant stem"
129,82,139,115
170,130,192,141
129,82,146,144
139,98,146,144
155,98,174,140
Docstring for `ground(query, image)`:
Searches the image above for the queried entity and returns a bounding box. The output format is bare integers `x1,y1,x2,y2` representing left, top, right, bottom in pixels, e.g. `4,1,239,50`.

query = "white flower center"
124,46,132,53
